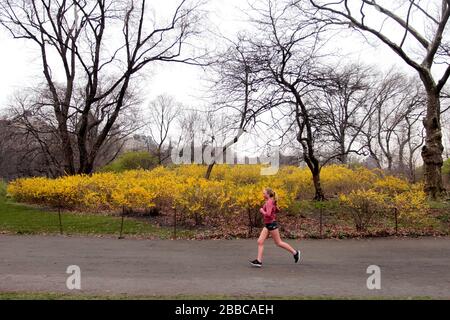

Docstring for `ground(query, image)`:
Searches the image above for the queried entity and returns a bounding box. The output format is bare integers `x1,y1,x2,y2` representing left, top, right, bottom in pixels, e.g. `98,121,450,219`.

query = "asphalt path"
1,235,449,298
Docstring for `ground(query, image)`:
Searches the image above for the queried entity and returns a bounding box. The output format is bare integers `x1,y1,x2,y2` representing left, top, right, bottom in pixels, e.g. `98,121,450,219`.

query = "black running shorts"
265,221,279,231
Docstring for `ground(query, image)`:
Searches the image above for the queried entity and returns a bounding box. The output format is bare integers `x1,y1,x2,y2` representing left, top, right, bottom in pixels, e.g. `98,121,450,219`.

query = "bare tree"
308,0,450,197
173,109,210,164
360,72,426,176
394,89,426,181
401,111,426,182
4,85,142,176
248,0,335,200
6,90,66,177
312,63,376,164
0,0,204,175
204,35,274,179
146,95,180,165
0,100,64,179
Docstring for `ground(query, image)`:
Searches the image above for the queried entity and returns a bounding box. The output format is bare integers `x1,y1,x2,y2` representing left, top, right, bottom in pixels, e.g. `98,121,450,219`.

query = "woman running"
250,188,301,267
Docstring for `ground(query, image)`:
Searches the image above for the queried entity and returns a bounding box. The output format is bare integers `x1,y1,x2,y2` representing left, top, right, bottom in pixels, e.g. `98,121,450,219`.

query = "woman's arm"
260,200,274,216
264,200,275,216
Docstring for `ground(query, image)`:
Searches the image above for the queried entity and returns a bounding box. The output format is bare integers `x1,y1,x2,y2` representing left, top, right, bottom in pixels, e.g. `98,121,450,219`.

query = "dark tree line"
1,0,448,201
206,0,429,199
306,0,449,198
0,0,203,175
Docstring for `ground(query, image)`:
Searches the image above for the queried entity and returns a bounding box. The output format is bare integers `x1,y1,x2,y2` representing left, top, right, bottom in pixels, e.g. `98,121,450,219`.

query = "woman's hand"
259,208,266,215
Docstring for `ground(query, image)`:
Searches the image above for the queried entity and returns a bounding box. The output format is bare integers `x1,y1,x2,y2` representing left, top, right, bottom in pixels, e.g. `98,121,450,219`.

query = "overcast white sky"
0,0,412,112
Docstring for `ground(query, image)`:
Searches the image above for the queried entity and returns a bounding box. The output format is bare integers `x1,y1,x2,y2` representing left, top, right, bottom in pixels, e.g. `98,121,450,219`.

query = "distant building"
362,156,380,169
122,134,155,152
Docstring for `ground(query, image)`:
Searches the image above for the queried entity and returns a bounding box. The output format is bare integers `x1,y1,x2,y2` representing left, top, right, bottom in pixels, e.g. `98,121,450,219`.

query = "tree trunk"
339,134,347,164
77,76,132,175
204,129,244,179
301,140,326,201
205,161,215,180
58,121,75,175
386,155,393,172
312,171,325,201
408,154,416,183
76,109,91,175
339,144,347,164
421,90,445,199
398,140,407,175
300,141,326,201
157,147,163,165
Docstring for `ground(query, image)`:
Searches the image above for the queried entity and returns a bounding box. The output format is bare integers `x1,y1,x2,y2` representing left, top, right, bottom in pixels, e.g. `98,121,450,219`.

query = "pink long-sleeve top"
261,198,278,224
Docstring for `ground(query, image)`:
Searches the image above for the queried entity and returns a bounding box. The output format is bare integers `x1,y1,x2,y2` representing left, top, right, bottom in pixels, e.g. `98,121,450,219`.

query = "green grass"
428,200,450,226
287,199,341,216
429,200,450,210
1,177,447,238
0,179,6,201
0,184,193,238
0,292,436,300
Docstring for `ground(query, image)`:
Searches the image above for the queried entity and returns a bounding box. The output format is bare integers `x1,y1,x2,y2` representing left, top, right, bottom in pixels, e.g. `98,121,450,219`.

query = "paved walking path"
1,235,449,298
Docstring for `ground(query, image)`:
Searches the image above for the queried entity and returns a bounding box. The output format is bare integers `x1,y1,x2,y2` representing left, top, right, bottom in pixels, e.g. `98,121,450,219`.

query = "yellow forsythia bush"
373,175,410,194
7,165,425,225
339,189,389,231
339,175,429,231
374,177,429,224
392,184,429,225
321,165,380,196
7,175,90,208
173,177,233,225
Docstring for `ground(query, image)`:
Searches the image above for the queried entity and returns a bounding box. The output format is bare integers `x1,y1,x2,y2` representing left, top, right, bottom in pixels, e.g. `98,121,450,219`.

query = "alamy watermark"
66,265,81,290
366,265,381,290
170,141,280,175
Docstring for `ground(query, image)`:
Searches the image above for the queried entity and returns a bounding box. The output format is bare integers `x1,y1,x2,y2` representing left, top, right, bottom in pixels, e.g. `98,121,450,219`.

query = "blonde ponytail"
265,187,278,204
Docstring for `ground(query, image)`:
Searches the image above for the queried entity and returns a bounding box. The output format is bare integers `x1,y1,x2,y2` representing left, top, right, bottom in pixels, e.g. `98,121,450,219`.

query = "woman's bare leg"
257,227,269,262
270,229,296,254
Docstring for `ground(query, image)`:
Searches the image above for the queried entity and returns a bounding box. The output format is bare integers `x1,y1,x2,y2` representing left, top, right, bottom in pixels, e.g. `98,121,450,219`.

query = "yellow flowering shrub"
7,177,49,204
339,189,389,231
173,177,233,225
392,184,429,224
172,165,206,179
373,177,429,225
272,165,380,200
7,164,427,229
7,175,87,208
275,166,311,199
110,177,156,211
234,182,265,211
212,165,263,184
233,182,265,230
339,175,429,231
373,175,410,194
80,173,119,209
321,165,379,195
